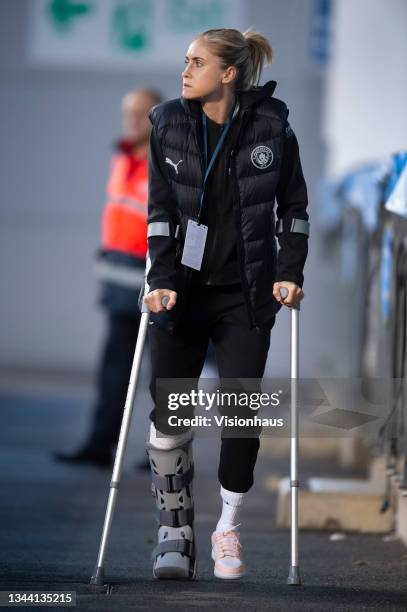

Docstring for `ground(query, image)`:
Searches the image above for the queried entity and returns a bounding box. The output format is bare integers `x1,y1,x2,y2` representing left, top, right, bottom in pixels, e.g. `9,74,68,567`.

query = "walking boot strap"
151,538,195,561
151,463,194,492
156,506,194,527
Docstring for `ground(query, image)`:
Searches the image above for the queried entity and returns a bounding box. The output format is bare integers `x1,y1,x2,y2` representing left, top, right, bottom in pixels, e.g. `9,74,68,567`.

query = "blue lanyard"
197,101,236,224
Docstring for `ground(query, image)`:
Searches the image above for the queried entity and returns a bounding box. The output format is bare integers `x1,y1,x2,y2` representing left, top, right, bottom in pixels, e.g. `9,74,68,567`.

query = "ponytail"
242,28,273,89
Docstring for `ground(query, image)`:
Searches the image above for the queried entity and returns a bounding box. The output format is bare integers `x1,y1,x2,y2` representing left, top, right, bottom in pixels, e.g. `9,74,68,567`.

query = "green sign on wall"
47,0,93,32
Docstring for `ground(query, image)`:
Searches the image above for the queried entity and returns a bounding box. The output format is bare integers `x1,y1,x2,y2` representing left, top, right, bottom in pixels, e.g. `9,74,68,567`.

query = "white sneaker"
211,529,245,579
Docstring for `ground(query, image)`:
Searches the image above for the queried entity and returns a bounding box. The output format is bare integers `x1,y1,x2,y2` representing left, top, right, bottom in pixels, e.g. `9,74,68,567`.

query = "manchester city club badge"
250,145,274,169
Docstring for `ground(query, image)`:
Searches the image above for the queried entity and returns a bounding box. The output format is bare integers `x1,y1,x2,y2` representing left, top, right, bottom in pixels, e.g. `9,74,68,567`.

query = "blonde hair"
199,27,273,92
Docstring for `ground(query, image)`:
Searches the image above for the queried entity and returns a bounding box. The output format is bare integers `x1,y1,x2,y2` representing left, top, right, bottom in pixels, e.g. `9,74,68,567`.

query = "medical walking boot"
146,431,196,579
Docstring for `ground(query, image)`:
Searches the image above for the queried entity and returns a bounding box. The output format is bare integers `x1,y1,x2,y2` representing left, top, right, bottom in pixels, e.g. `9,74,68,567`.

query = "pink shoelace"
213,529,242,559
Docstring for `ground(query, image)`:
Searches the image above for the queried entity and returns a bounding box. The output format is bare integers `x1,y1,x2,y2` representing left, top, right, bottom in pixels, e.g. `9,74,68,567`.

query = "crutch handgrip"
279,286,300,310
161,295,170,309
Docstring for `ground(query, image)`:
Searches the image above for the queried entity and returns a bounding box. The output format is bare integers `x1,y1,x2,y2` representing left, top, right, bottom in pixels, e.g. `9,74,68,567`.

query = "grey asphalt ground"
0,381,406,611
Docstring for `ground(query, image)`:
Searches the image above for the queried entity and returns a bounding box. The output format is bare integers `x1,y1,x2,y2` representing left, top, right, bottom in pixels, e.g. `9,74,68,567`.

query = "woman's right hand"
143,289,177,313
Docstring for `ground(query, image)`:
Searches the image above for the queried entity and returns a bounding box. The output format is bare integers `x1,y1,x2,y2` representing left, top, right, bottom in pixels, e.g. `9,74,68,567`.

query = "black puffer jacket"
146,80,309,330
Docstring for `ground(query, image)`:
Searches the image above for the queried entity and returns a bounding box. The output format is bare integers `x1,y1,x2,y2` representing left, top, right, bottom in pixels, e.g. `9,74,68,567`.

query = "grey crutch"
279,286,302,586
90,257,169,586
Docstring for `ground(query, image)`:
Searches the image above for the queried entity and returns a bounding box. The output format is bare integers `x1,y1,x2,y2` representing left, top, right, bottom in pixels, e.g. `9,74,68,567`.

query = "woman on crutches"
143,27,309,580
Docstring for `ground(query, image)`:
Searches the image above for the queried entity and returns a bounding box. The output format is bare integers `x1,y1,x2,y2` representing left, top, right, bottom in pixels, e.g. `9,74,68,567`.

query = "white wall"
323,0,407,176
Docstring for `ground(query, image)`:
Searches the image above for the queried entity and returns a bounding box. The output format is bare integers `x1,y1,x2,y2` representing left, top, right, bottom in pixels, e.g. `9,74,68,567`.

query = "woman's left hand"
273,281,304,308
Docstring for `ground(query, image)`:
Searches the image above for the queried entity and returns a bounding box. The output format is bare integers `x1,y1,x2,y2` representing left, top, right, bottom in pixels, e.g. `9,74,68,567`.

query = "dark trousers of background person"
85,310,141,455
148,283,275,493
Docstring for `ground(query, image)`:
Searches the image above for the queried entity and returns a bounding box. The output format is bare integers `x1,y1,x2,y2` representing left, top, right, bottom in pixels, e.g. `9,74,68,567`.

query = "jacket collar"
180,80,277,119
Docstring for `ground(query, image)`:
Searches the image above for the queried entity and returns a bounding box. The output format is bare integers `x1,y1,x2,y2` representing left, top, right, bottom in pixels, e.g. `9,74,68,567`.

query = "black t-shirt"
191,113,242,286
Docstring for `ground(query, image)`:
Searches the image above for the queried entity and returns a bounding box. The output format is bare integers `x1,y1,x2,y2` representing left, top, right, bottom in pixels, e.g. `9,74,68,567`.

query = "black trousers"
148,283,274,493
87,311,141,451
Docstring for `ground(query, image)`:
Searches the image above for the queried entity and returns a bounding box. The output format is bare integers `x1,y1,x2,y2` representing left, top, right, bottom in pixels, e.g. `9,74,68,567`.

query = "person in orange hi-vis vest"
54,89,163,470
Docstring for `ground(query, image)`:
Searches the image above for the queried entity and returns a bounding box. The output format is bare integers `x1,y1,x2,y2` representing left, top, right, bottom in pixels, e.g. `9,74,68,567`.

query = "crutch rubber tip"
287,565,301,585
90,566,105,586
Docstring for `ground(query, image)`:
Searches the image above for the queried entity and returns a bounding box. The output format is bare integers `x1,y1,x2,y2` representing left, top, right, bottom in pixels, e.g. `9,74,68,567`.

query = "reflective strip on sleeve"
291,218,310,236
147,222,170,238
276,218,310,236
147,222,181,239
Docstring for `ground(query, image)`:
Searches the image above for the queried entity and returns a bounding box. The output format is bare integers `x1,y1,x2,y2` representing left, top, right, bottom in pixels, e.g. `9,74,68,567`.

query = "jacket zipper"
203,124,228,286
228,113,259,331
193,116,217,285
